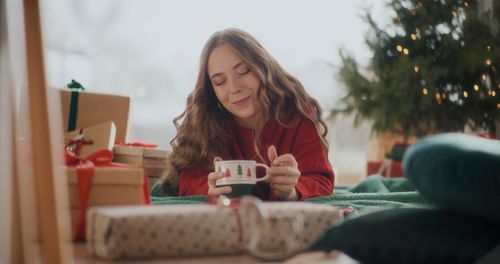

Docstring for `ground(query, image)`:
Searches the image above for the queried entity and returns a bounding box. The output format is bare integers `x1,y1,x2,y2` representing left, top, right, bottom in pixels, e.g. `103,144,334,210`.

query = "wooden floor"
73,243,358,264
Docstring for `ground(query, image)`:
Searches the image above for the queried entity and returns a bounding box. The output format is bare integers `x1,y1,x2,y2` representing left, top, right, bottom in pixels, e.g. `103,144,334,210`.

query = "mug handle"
254,163,269,182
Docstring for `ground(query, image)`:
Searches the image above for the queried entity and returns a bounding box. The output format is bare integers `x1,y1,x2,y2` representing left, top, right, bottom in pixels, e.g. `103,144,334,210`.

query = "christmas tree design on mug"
215,160,270,198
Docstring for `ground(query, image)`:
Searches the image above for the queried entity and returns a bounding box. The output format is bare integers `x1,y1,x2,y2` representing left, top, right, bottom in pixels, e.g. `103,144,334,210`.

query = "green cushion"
310,208,500,264
349,175,416,193
403,133,500,221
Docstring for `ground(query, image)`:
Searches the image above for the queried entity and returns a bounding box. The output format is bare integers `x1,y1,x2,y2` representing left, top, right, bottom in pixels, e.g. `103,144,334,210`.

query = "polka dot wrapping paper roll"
86,200,343,260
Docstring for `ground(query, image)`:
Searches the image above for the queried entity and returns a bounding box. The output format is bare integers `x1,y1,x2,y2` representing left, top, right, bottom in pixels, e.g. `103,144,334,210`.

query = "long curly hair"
170,28,329,173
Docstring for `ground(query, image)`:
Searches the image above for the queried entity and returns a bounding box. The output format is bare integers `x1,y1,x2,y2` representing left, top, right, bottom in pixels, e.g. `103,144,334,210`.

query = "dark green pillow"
403,133,500,221
349,175,416,193
310,208,500,264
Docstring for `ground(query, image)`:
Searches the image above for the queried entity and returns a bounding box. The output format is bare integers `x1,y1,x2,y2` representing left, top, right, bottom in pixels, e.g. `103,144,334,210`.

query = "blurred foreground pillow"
310,208,500,264
403,133,500,221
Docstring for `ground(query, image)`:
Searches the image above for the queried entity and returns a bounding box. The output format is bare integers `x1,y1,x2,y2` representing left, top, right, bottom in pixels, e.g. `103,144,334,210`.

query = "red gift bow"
114,140,158,148
65,128,94,156
65,149,150,241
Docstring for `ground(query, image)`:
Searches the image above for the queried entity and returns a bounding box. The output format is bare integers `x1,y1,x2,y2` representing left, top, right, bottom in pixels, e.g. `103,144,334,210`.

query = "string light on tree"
336,0,500,138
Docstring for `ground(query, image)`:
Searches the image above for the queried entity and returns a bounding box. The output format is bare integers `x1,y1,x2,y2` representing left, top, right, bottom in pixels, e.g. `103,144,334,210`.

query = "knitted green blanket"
150,175,431,217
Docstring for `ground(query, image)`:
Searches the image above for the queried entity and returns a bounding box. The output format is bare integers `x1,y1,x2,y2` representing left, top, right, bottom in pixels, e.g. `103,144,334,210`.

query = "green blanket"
307,175,433,217
151,175,431,217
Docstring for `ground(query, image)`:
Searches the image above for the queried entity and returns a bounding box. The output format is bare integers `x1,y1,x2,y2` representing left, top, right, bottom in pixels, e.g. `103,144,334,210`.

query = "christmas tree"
237,164,243,178
335,0,500,138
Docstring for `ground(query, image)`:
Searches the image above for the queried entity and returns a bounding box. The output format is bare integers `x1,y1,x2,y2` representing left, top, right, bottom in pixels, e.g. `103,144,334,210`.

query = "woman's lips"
232,96,251,106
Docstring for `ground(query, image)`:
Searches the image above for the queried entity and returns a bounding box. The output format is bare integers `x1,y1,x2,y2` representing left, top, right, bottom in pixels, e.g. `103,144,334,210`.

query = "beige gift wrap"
87,198,343,260
113,145,169,191
60,89,130,141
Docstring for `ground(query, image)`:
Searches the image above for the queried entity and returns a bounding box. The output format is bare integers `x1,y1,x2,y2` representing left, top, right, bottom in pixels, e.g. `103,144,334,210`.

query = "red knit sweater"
178,115,335,200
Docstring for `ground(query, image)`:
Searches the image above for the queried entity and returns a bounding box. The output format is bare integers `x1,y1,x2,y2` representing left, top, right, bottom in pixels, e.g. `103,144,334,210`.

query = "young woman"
166,28,334,201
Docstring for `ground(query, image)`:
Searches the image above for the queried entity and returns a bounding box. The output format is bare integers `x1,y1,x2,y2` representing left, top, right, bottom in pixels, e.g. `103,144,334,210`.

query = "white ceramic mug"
215,160,269,197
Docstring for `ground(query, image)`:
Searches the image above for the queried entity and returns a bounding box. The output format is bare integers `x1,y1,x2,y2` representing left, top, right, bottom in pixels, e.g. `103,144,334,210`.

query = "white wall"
0,0,13,261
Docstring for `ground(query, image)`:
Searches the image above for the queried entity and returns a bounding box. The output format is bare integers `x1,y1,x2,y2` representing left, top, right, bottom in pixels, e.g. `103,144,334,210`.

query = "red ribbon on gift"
114,140,158,148
478,133,497,139
65,149,150,241
207,196,245,243
65,128,94,156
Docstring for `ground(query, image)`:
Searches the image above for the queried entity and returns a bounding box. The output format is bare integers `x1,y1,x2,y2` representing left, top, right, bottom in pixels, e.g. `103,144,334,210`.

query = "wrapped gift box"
113,145,169,191
60,89,130,141
66,167,147,238
64,121,116,157
87,201,343,260
367,160,403,177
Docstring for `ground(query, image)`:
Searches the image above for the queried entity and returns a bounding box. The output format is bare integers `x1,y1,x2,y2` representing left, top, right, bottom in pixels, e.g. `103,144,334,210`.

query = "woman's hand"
207,156,232,196
267,145,300,201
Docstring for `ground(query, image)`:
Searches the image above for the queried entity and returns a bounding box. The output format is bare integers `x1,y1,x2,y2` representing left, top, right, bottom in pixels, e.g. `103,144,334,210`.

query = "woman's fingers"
272,153,297,166
208,157,232,196
208,171,226,186
268,175,298,185
208,171,232,196
267,166,297,177
213,156,222,168
270,183,293,193
267,145,278,163
265,152,300,201
208,186,232,196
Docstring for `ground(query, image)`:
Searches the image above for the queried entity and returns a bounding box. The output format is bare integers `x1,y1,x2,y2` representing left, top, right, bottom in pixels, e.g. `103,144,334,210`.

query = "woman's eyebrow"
232,61,245,70
210,61,246,80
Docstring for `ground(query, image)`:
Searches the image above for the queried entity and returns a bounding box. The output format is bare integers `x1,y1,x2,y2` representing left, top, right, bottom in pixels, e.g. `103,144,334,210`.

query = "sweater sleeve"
178,165,210,196
291,119,335,200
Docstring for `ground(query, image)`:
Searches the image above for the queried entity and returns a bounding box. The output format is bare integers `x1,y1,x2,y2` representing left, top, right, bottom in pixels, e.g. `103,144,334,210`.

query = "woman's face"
207,44,263,128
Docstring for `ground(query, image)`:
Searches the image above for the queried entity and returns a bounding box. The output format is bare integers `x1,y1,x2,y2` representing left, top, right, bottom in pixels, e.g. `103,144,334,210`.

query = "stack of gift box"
365,132,415,178
60,84,168,240
366,142,409,178
113,142,169,192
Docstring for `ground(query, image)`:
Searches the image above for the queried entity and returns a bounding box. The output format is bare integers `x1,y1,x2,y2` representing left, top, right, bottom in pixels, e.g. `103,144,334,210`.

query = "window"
41,0,388,184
